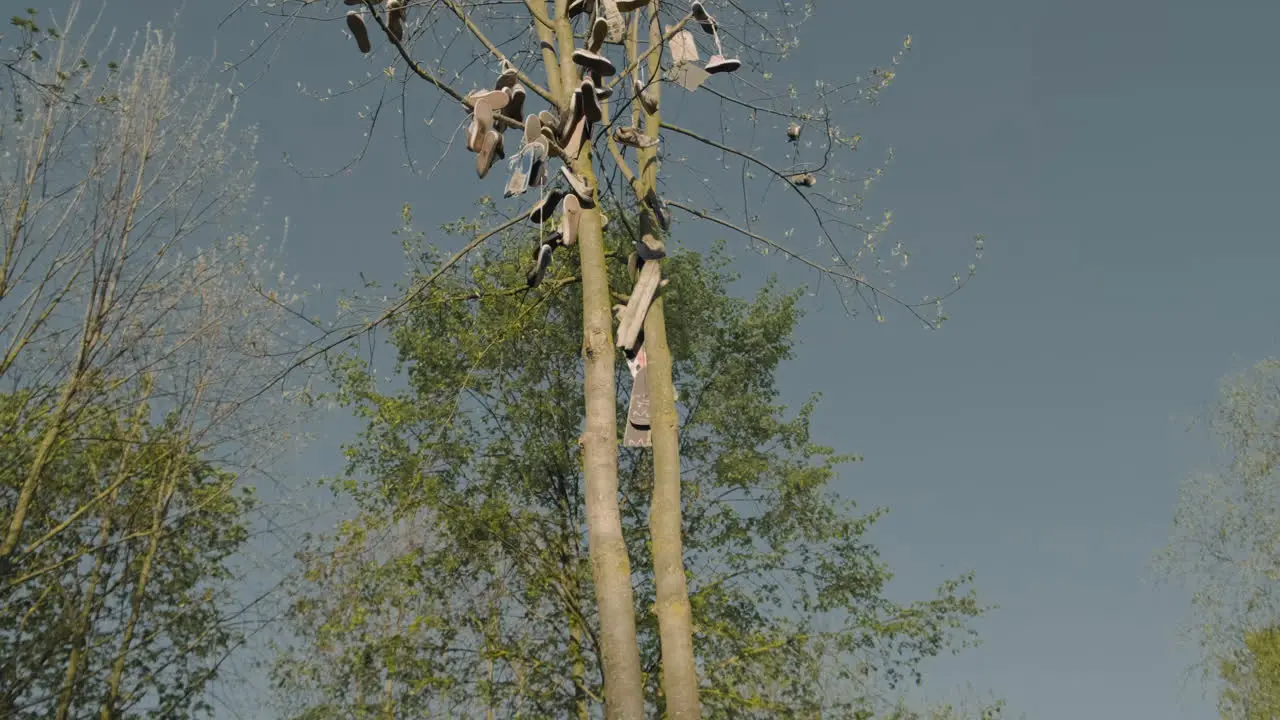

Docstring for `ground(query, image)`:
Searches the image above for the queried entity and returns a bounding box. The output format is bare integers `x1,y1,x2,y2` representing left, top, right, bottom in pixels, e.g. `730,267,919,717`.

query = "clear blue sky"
98,0,1280,716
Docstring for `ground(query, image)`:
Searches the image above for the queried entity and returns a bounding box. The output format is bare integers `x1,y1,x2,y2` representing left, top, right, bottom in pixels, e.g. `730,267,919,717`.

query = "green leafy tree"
232,2,986,713
0,384,256,719
1,5,311,717
1157,359,1280,719
1219,626,1280,720
271,217,984,718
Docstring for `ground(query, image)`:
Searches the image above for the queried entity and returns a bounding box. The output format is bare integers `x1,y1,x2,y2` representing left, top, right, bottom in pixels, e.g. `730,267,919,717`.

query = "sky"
80,0,1280,717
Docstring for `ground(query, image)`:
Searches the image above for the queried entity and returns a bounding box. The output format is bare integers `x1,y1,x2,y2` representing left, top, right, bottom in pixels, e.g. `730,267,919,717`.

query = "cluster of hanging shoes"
344,0,406,53
667,1,740,90
523,167,601,288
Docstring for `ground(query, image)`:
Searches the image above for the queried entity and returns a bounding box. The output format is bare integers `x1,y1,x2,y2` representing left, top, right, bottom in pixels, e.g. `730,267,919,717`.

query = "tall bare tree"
1,6,311,717
231,1,984,716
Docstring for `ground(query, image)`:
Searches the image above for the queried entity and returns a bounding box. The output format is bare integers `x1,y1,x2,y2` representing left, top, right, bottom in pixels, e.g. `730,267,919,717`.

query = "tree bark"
634,4,702,717
574,149,647,719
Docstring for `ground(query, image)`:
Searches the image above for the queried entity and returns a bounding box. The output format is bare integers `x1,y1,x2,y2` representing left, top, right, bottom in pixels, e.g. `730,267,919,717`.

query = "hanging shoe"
587,16,609,53
529,189,566,224
636,209,667,259
598,0,626,42
346,11,372,54
787,122,801,141
613,126,659,149
635,67,659,114
705,54,741,74
623,347,652,447
644,188,671,231
617,0,652,10
560,194,583,247
668,27,700,65
465,89,509,151
592,71,614,100
561,113,588,160
504,150,532,197
567,0,594,19
503,83,527,121
690,1,717,34
504,116,544,197
476,129,504,178
386,0,406,42
573,49,617,77
789,172,817,187
526,243,554,287
560,166,594,203
579,80,603,123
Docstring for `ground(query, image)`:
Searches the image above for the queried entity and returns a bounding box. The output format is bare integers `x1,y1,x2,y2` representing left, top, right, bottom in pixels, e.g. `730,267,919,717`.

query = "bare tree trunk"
574,152,646,719
543,0,646,714
633,4,701,718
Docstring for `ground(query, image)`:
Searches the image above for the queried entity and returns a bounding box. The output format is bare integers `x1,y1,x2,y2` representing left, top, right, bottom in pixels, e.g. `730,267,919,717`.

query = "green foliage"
272,217,985,718
1220,626,1280,719
1157,359,1280,717
0,387,255,718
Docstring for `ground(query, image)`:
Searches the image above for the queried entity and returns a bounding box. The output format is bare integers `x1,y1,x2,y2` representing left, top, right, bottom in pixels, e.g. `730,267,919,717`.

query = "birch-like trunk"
633,4,701,717
573,174,646,719
548,3,647,716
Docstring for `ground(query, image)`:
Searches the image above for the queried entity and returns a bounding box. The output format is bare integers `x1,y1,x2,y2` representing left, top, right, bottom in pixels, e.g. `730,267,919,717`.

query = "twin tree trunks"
342,0,743,716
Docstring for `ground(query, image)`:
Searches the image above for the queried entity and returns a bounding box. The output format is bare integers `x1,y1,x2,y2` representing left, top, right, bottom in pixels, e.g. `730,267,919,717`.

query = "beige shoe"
386,0,405,42
465,89,510,151
559,166,593,202
599,0,626,42
668,27,700,65
475,129,504,178
613,125,659,149
346,11,372,54
560,194,583,246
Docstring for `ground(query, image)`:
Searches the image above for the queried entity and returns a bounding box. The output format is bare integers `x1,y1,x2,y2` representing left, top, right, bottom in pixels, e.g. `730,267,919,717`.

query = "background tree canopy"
271,215,985,718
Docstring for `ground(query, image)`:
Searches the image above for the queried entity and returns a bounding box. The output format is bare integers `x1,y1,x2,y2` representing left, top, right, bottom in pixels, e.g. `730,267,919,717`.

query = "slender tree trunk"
544,0,646,714
100,450,178,719
56,507,110,720
632,4,701,717
570,616,589,720
57,383,151,719
573,150,646,719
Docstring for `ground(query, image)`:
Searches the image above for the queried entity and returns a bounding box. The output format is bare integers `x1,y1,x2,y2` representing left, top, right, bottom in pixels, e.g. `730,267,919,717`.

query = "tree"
232,1,984,715
1157,359,1280,719
1,5,310,716
1219,626,1280,720
0,385,256,719
269,220,984,718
